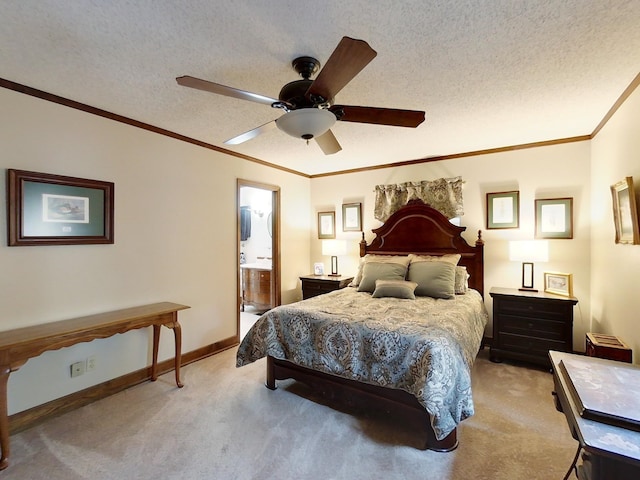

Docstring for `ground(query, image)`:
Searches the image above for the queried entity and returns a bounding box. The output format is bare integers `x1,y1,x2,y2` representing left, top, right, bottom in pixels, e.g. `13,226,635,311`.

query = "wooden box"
585,333,632,363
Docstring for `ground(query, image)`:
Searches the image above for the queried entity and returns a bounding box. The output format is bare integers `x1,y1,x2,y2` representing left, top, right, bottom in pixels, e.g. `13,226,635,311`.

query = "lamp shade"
276,108,336,140
509,240,549,262
322,239,347,256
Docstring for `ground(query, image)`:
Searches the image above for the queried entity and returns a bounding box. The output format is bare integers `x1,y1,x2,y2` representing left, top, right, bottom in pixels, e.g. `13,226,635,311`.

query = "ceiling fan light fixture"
276,108,336,140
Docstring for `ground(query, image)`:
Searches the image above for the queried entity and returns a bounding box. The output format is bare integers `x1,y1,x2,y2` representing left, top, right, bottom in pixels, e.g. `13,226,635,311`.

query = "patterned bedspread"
236,287,488,440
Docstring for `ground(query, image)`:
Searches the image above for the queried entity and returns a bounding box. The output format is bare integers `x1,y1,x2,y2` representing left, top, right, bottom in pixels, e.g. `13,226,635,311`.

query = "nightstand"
300,275,354,300
489,287,578,367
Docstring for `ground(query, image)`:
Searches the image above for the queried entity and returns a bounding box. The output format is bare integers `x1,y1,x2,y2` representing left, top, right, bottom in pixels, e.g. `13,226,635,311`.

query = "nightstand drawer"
497,298,568,320
303,280,330,292
500,333,567,356
499,314,566,340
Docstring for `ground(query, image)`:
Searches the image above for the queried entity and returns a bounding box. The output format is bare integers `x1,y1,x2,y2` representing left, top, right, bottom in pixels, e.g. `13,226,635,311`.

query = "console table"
0,301,190,471
550,351,640,479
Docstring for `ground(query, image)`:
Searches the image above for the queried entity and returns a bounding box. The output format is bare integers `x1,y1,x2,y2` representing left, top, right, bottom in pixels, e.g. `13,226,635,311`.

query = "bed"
236,200,487,451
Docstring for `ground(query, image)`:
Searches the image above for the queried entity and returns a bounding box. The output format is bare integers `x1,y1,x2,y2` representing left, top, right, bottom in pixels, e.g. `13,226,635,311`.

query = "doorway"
237,179,280,339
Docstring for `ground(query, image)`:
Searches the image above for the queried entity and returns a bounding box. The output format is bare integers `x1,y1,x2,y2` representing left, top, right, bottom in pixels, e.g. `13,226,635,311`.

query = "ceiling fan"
176,36,425,155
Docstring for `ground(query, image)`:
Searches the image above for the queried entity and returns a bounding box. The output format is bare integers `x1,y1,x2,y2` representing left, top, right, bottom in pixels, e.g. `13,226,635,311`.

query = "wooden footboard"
266,355,458,452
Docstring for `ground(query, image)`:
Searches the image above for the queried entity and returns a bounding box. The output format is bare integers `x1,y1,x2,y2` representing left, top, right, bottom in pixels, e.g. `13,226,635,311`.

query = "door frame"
237,179,281,338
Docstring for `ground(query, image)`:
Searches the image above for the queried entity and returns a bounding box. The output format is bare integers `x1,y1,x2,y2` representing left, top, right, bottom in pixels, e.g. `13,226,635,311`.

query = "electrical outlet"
86,355,96,372
70,361,85,378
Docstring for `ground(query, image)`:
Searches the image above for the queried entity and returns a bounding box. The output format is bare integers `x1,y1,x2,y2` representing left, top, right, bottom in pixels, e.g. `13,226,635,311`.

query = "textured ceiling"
1,1,640,176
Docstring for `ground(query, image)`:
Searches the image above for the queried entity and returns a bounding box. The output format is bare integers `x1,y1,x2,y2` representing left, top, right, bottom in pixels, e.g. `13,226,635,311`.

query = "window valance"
374,177,464,222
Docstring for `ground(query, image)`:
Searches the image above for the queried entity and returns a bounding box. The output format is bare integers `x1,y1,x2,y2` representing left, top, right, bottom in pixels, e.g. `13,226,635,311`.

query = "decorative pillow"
407,261,456,299
372,279,418,299
409,253,461,265
349,254,411,287
357,262,408,293
454,266,470,294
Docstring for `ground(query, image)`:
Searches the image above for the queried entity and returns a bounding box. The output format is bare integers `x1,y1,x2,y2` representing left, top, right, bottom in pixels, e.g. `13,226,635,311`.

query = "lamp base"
329,255,339,276
518,287,538,292
327,273,342,277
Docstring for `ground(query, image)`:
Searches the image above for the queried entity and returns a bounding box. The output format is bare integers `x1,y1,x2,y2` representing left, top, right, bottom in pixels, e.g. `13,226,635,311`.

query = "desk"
549,351,640,479
0,302,190,471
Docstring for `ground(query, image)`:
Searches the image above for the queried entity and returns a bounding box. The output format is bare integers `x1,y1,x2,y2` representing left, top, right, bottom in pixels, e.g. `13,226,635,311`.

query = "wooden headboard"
359,200,485,297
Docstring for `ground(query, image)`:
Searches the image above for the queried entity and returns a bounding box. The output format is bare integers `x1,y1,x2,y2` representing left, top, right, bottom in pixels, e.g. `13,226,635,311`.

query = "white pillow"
454,266,470,294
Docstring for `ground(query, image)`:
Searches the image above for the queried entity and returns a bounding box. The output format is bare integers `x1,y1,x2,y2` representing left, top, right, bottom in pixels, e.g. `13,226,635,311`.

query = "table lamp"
322,239,347,277
509,240,549,291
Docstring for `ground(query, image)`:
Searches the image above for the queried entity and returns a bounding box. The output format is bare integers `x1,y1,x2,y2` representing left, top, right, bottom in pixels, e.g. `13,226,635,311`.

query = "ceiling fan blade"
331,105,425,128
305,37,377,103
176,75,279,106
224,120,276,145
315,129,342,155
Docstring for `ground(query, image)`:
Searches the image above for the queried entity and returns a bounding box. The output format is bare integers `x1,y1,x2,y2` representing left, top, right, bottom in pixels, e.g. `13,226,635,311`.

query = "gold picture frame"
544,272,573,297
610,176,640,245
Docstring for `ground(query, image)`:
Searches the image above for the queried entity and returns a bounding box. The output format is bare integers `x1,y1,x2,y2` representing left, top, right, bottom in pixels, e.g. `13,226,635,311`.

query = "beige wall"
590,84,640,357
0,88,311,414
309,141,592,347
2,76,639,416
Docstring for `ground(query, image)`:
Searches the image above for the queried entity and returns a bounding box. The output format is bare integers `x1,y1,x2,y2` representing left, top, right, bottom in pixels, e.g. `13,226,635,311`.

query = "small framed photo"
610,177,640,245
535,198,573,239
7,169,114,246
544,272,573,297
342,202,362,232
313,262,325,275
486,191,519,229
318,211,336,239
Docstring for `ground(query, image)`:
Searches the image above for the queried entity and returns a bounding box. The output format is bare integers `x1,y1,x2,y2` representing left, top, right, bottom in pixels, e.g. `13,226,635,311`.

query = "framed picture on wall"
342,203,362,232
535,198,573,239
7,169,114,246
318,211,336,239
486,191,519,229
611,177,640,245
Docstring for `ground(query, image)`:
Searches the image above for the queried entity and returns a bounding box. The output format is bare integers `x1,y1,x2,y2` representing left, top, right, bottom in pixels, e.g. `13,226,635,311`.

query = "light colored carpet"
5,348,576,479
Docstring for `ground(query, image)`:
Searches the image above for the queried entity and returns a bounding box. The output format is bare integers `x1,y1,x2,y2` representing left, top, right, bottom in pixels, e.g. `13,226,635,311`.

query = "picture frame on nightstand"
544,272,573,297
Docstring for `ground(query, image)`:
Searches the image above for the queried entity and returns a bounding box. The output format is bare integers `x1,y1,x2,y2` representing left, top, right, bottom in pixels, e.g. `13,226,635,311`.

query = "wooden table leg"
151,324,160,382
0,366,11,471
151,318,183,388
172,320,183,388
